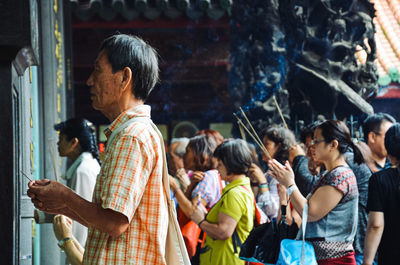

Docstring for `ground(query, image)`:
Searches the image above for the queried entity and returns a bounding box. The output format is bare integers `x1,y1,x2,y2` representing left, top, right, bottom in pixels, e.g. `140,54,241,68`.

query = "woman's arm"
53,215,83,265
306,185,343,222
63,238,84,265
276,185,301,227
175,188,206,217
190,195,240,241
170,175,206,217
198,212,238,241
249,164,279,217
277,181,343,222
268,159,343,222
362,211,384,265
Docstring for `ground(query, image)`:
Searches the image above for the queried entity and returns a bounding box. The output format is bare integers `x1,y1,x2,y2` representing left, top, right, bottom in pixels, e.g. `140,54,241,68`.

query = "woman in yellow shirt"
191,139,255,265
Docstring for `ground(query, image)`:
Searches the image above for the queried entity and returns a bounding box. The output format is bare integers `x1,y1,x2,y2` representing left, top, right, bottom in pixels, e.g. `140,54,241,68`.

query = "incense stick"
234,114,272,160
239,107,265,148
273,96,288,129
48,140,61,182
21,170,33,182
238,121,246,141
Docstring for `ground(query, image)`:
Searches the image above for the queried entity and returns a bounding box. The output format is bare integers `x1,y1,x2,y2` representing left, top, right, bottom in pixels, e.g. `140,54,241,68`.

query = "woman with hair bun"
51,118,101,264
269,120,362,264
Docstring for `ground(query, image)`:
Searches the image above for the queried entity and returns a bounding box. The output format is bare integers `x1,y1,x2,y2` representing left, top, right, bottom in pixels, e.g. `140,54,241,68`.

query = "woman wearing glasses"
269,120,363,265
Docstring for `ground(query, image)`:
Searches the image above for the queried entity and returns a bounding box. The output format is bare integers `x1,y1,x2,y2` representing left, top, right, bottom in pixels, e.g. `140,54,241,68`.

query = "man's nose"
86,72,94,87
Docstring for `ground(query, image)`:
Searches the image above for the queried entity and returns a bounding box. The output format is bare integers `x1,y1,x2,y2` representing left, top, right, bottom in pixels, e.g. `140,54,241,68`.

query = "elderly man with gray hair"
168,137,191,192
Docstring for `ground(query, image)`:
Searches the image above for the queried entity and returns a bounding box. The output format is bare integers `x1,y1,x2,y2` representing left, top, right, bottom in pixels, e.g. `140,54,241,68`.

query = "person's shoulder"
123,120,152,138
293,155,307,164
351,162,372,180
227,185,253,201
118,120,160,148
204,170,219,180
76,155,100,176
371,168,398,182
330,166,354,176
326,166,355,184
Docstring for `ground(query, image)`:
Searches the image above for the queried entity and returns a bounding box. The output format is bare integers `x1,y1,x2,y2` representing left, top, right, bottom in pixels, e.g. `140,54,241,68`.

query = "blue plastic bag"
276,239,317,265
276,204,317,265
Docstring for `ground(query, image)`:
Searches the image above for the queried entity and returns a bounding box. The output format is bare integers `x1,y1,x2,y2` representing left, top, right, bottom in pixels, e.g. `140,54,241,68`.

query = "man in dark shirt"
363,123,400,265
362,113,396,171
346,148,373,264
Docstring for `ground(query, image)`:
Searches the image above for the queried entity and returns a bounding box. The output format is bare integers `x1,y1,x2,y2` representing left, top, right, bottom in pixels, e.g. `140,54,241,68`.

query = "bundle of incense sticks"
234,108,272,160
48,139,61,182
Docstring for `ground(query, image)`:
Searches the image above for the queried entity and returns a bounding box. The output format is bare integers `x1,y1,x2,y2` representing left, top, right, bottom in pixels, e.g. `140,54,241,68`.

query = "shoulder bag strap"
301,203,309,265
130,117,190,264
105,116,149,153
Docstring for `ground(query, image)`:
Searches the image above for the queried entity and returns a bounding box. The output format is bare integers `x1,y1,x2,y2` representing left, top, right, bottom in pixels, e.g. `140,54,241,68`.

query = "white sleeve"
256,176,280,219
71,162,99,246
74,168,97,202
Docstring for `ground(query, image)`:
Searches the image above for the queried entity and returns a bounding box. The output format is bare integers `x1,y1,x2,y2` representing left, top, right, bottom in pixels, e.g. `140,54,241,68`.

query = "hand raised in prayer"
268,159,295,189
53,215,73,241
190,196,208,225
248,163,267,184
175,168,190,192
169,175,179,192
288,144,306,164
191,171,205,184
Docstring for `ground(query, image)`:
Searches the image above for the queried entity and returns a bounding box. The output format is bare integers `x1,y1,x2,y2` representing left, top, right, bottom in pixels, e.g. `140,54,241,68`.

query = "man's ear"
331,139,339,150
120,67,132,92
368,132,376,145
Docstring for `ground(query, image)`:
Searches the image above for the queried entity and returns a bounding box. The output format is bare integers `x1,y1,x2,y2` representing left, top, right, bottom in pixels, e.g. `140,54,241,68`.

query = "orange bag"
178,209,205,258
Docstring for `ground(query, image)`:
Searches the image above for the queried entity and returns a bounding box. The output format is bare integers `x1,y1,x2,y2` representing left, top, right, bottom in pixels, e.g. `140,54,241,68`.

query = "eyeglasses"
311,139,325,145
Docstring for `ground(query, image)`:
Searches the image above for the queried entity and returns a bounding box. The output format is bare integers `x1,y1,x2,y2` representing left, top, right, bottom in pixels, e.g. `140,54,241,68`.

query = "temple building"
0,1,399,264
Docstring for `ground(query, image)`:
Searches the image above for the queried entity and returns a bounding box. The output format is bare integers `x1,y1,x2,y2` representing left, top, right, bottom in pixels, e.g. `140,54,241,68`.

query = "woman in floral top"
269,120,364,265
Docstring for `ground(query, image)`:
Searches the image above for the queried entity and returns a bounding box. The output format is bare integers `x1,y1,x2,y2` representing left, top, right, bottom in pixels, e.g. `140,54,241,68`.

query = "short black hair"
213,139,252,175
299,120,324,144
100,34,159,101
362,113,396,143
384,123,400,160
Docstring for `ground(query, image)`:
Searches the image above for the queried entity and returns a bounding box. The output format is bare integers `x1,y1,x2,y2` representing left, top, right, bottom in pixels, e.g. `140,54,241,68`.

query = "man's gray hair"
170,137,190,157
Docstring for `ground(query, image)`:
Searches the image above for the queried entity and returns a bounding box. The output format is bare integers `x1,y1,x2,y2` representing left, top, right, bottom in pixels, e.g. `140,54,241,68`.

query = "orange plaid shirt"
82,105,168,265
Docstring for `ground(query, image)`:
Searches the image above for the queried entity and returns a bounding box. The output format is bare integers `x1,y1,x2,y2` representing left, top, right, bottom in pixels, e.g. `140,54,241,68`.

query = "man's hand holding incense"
28,180,72,214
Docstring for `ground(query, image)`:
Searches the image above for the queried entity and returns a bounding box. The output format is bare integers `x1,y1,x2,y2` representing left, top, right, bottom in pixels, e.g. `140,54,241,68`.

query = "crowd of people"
166,115,399,265
26,34,400,265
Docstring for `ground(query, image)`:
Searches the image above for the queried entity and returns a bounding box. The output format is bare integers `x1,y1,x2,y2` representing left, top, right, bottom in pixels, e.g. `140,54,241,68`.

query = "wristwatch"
57,237,72,250
287,184,298,197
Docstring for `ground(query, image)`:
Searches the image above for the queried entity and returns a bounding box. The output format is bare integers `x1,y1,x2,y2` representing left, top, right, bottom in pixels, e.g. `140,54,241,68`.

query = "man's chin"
91,102,101,111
